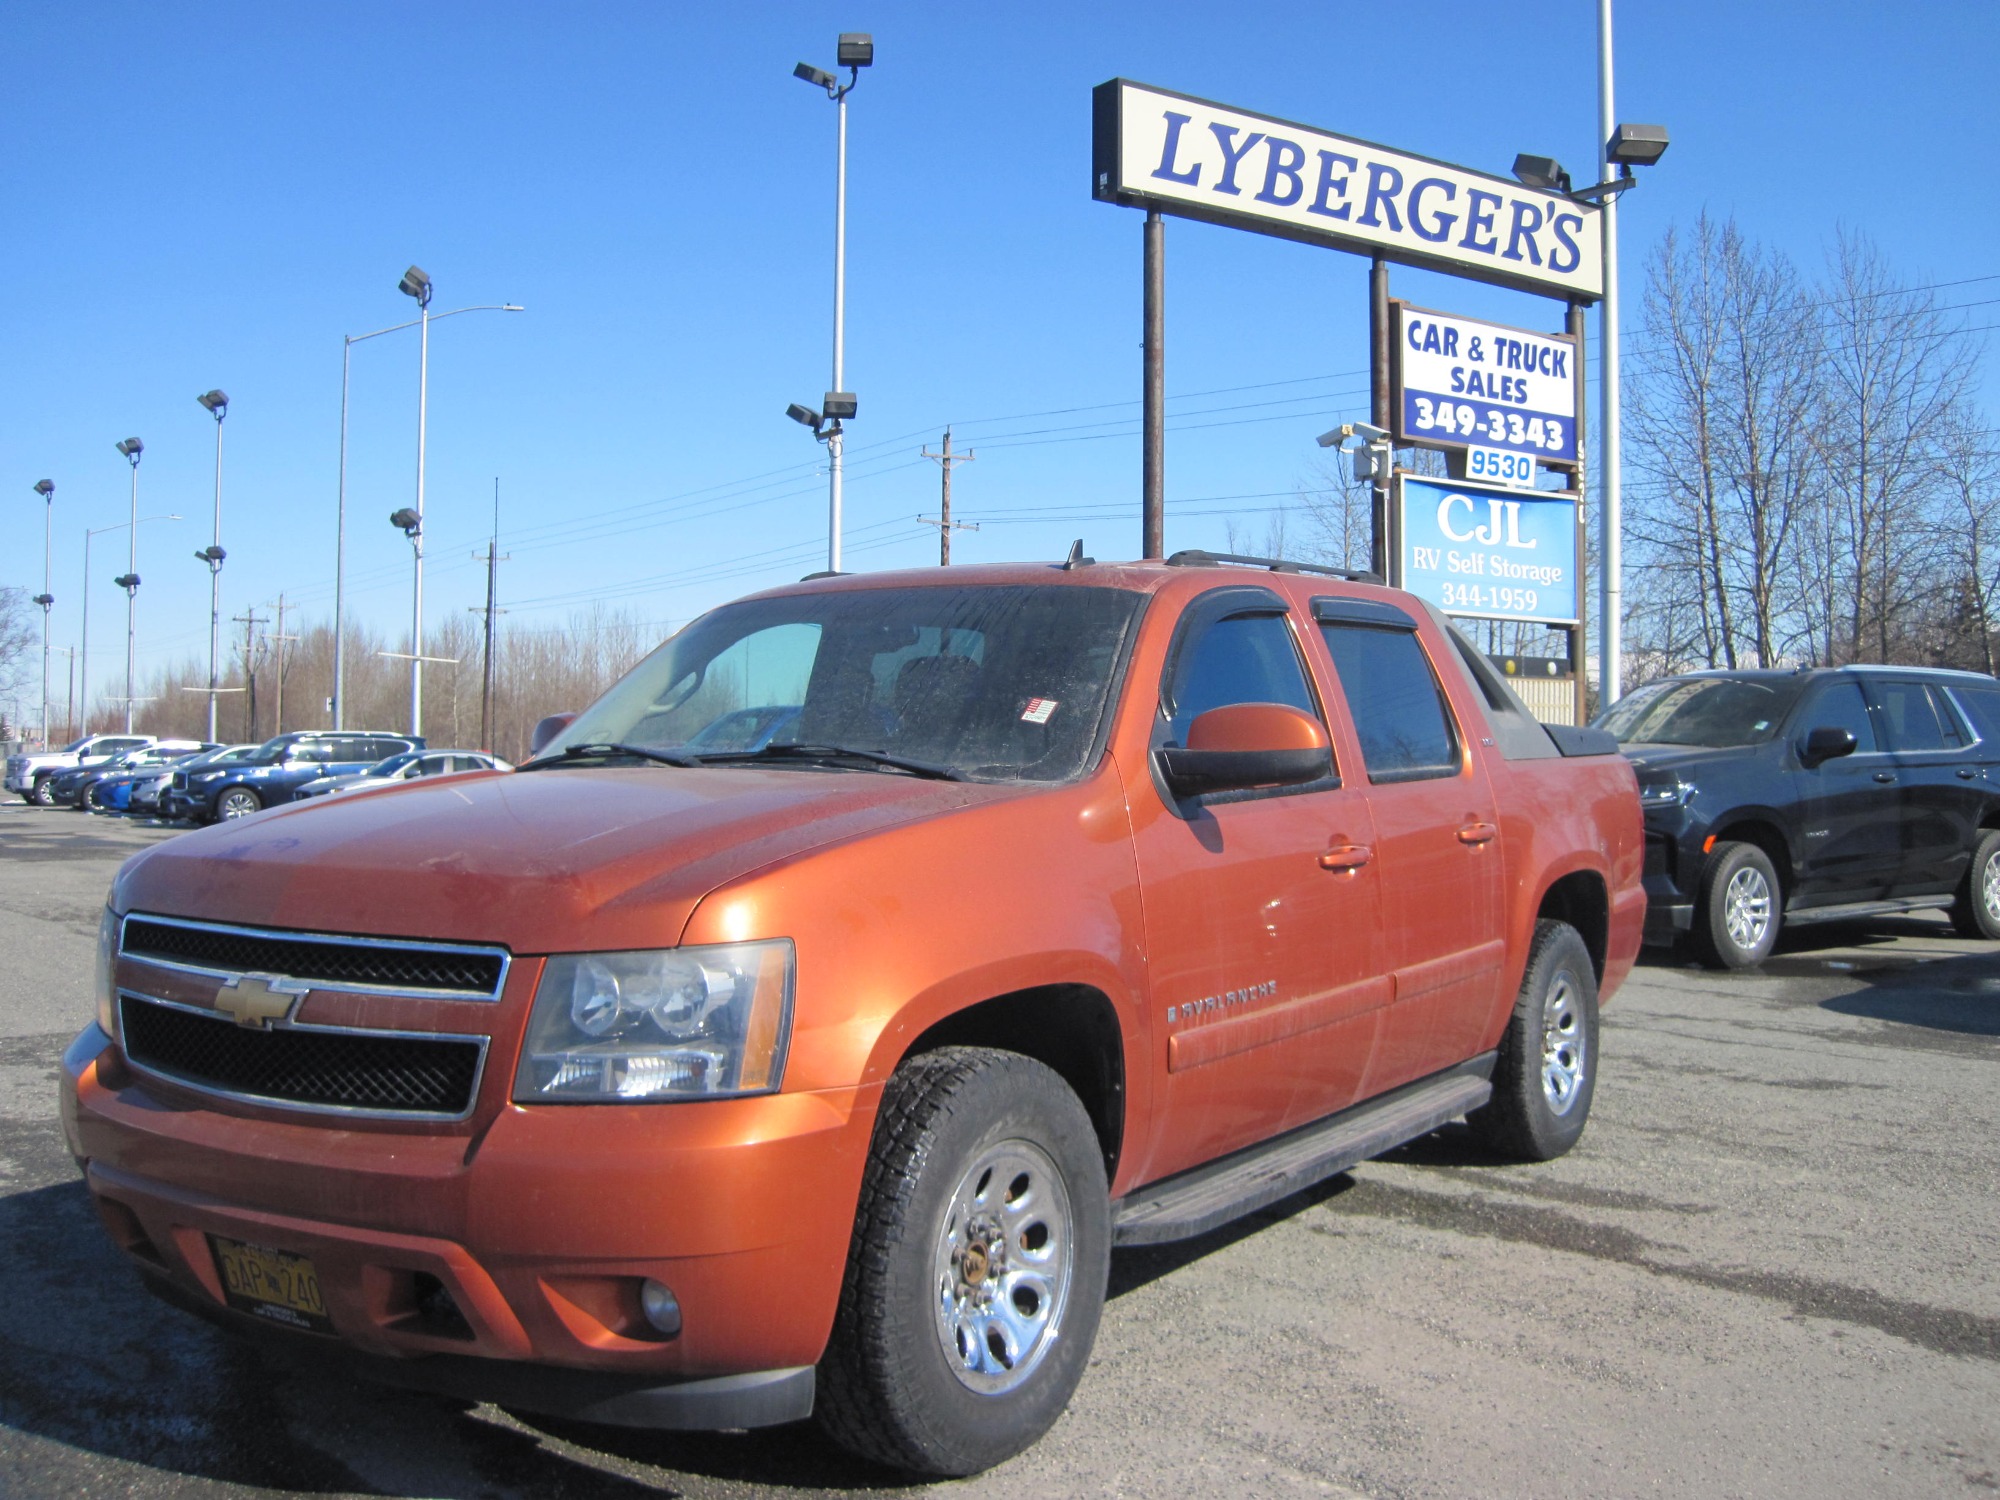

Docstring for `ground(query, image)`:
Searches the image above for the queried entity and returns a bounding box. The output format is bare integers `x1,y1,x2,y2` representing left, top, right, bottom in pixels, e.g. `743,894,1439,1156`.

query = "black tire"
214,787,262,821
1465,919,1600,1162
30,776,56,807
1950,829,2000,940
816,1047,1110,1478
1692,840,1781,969
79,782,101,812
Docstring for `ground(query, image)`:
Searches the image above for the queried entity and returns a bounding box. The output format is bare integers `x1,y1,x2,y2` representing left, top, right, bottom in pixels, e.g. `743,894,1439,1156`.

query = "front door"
1127,587,1386,1184
1311,602,1506,1093
1788,679,1900,905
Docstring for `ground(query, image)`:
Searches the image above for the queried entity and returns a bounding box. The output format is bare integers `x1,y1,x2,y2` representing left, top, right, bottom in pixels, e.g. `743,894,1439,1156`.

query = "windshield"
365,751,424,777
1597,676,1804,748
535,584,1146,783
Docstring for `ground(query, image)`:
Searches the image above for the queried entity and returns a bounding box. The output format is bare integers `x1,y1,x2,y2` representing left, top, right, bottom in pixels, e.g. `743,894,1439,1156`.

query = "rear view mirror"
530,712,578,757
1156,703,1333,800
1800,726,1858,768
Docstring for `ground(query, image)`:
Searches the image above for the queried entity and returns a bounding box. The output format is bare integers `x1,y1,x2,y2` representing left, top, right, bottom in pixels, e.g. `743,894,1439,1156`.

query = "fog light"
639,1278,682,1336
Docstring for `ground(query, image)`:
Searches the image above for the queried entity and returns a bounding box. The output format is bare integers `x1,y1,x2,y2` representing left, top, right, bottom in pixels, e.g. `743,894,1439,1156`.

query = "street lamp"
81,511,177,736
397,266,434,738
113,438,144,732
792,32,873,573
332,283,521,733
196,390,228,741
31,480,53,748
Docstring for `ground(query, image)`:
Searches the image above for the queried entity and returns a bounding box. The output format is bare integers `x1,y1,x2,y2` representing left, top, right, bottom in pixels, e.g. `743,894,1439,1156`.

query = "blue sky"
5,1,1996,711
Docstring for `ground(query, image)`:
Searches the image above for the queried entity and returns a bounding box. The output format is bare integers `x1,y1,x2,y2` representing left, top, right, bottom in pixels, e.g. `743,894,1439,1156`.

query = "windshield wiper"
695,743,964,781
523,742,704,771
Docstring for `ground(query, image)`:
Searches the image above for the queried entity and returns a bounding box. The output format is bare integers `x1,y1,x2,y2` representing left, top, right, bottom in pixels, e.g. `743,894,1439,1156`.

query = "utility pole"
270,594,299,735
472,478,508,753
234,607,265,742
55,646,75,743
919,428,979,565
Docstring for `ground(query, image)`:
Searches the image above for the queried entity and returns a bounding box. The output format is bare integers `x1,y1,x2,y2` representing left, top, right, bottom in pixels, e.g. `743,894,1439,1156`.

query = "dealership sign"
1092,80,1604,303
1393,304,1580,466
1399,476,1578,625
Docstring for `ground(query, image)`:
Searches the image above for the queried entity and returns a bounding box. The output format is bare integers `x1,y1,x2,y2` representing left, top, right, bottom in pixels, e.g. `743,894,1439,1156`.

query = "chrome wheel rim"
1981,852,2000,924
218,792,257,820
1540,968,1587,1115
932,1138,1073,1396
1723,865,1772,951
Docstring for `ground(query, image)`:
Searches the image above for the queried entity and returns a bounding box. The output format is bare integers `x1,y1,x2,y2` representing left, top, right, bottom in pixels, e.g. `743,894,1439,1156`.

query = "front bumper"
159,787,209,821
62,1024,878,1420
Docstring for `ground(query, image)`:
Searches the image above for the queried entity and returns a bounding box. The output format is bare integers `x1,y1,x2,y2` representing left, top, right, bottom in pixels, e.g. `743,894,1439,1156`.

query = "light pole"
82,511,177,736
195,390,228,741
31,480,54,747
334,288,521,731
793,33,872,572
113,438,143,732
398,266,433,737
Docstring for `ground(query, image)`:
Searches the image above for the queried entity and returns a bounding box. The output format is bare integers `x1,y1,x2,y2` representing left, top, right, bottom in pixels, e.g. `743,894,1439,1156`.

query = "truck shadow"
0,1166,919,1495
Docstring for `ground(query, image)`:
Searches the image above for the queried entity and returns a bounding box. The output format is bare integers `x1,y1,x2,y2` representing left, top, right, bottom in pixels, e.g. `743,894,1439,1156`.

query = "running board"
1110,1054,1497,1246
1784,896,1951,928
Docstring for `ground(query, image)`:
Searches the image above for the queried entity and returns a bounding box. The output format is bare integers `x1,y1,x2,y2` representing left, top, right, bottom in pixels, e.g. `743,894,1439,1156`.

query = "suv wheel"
30,776,56,807
80,782,102,812
215,787,263,821
1466,919,1599,1161
1694,841,1781,969
1950,829,2000,940
816,1047,1110,1477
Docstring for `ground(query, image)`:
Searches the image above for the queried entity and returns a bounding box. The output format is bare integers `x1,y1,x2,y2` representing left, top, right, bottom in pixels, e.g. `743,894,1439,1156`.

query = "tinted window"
1163,612,1317,742
1797,681,1877,754
1873,681,1945,752
1597,676,1802,748
1319,624,1460,782
1949,684,2000,744
365,738,412,759
1929,686,1969,748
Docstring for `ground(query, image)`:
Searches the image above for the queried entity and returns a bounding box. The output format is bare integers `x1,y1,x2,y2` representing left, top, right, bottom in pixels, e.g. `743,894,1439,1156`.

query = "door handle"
1873,772,1896,784
1319,843,1374,872
1958,768,1979,780
1456,821,1499,845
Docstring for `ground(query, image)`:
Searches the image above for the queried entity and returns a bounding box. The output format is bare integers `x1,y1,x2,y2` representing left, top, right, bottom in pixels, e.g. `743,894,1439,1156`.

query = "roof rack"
1164,549,1382,584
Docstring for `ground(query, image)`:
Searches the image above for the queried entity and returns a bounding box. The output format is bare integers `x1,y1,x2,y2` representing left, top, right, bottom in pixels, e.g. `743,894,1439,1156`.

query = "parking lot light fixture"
196,390,229,740
114,438,144,732
31,480,54,747
398,265,435,739
1511,154,1572,194
786,402,824,431
1607,122,1670,168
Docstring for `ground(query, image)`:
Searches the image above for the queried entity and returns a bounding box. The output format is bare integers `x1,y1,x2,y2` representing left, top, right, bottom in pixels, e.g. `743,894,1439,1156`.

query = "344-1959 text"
1439,583,1541,615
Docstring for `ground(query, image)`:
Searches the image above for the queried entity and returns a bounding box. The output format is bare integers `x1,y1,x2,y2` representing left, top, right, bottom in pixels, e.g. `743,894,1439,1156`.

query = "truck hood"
1617,742,1765,779
114,766,1015,953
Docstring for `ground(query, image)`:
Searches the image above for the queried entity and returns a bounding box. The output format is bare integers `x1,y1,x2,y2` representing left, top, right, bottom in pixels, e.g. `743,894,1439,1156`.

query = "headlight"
1638,779,1693,809
513,940,794,1103
95,907,119,1039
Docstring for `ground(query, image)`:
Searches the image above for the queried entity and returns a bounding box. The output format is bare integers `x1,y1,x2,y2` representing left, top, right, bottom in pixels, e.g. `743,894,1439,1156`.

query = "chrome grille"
121,915,508,1000
120,995,484,1118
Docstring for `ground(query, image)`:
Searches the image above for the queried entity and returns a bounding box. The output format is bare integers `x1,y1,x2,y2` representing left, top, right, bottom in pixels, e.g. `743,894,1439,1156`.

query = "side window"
1162,611,1319,745
1872,680,1945,752
1928,685,1969,748
1798,681,1877,753
1318,624,1460,783
1949,685,2000,745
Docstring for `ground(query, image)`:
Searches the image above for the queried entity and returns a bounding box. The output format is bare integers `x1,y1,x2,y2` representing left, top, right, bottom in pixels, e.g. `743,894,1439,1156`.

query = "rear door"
1127,586,1385,1180
1310,599,1506,1093
1868,677,1984,896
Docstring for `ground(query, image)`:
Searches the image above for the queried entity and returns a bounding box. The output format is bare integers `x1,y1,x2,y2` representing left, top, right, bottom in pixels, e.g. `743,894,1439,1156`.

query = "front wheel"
1693,841,1781,969
816,1048,1110,1478
1466,919,1599,1162
1950,829,2000,939
31,776,56,807
214,787,263,821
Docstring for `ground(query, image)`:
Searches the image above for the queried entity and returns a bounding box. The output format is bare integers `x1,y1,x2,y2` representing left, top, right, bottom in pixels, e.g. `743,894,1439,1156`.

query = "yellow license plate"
210,1236,332,1332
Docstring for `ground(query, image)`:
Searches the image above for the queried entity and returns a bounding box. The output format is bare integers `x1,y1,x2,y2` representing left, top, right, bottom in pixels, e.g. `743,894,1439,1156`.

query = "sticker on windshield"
1021,698,1058,724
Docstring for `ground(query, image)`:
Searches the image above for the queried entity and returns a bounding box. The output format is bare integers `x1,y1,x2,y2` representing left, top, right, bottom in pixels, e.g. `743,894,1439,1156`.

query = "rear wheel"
215,787,262,820
1693,841,1781,969
1466,919,1599,1162
1950,829,2000,940
816,1047,1109,1478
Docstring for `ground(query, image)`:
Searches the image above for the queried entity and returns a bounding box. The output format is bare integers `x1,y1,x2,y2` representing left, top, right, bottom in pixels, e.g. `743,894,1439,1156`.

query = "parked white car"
7,734,157,806
292,748,511,800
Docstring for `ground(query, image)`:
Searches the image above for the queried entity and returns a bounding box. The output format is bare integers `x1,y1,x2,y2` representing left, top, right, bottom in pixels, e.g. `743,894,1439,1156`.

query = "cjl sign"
1399,476,1578,625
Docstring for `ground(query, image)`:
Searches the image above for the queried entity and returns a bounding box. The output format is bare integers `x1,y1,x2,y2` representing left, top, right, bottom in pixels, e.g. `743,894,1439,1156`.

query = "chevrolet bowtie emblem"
214,973,308,1029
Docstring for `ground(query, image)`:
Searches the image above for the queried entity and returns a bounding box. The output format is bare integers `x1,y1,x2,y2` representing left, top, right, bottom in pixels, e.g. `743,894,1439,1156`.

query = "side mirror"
1800,726,1858,768
1156,703,1333,800
529,712,578,757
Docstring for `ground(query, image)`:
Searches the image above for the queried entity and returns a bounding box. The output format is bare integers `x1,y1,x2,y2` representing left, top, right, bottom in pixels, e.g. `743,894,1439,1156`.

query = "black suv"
1598,666,2000,967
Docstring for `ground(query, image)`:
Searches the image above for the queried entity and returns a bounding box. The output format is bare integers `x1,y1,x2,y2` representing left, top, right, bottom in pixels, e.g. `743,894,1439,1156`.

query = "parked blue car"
162,730,424,823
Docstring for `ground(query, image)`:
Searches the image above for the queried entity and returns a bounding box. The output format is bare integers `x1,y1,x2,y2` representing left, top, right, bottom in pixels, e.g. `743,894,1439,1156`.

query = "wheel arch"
1707,816,1793,899
1535,868,1610,983
900,983,1127,1185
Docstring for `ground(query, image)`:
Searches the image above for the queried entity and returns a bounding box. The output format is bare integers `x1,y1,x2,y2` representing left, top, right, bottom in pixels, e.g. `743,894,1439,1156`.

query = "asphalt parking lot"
1,798,1995,1498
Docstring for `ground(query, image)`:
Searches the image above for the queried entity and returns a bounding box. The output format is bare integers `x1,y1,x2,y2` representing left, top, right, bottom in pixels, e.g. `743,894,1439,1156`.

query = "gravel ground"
1,799,1994,1498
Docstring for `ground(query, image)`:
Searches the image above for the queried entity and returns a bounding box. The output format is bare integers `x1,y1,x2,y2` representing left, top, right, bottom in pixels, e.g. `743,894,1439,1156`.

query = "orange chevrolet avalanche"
62,554,1643,1476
